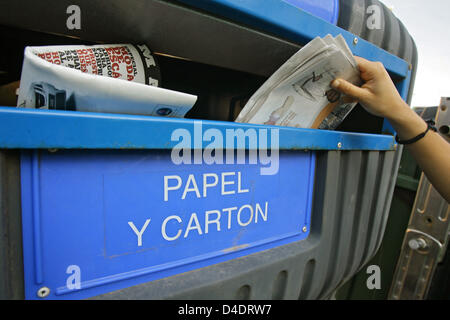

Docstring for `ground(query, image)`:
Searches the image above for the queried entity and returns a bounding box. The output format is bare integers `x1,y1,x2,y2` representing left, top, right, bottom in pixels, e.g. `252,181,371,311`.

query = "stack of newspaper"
235,34,362,130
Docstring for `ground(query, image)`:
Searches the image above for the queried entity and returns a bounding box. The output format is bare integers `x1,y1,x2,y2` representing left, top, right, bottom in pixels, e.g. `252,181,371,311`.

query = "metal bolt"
408,238,428,250
337,142,342,149
439,125,450,136
302,226,308,233
37,286,50,298
353,37,358,45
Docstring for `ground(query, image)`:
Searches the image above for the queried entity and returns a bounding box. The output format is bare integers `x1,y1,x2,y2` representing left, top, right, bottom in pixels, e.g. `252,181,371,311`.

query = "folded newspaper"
235,34,362,130
17,44,197,117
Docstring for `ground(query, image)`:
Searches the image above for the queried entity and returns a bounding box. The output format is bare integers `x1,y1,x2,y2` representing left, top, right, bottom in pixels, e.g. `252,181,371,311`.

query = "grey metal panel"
397,20,413,65
338,0,417,67
372,146,403,253
363,152,394,262
91,149,400,300
0,150,24,299
407,39,418,104
337,0,366,38
320,152,363,297
344,151,381,278
381,5,401,58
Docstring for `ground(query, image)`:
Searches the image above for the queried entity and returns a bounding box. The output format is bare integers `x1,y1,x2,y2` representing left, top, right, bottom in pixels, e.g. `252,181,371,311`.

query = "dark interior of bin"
0,24,385,134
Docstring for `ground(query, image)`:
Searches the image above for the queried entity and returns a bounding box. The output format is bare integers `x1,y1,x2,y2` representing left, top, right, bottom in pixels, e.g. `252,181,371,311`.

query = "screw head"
408,238,428,250
353,37,358,45
337,142,342,149
302,226,308,233
37,286,50,298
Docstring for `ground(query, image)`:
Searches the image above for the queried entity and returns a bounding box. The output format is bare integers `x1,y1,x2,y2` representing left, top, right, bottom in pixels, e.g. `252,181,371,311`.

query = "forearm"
387,102,450,203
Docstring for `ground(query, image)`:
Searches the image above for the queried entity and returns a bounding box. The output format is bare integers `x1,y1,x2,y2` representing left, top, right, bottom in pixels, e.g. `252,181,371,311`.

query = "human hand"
330,59,450,204
330,56,408,119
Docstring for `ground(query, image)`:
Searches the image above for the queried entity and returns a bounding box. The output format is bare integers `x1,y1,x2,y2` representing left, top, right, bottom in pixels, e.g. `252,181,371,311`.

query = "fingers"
354,56,387,79
331,78,368,101
353,56,371,72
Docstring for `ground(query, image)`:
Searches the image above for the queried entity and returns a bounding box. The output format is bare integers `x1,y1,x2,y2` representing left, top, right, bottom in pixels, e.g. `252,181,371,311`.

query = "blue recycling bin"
0,0,416,300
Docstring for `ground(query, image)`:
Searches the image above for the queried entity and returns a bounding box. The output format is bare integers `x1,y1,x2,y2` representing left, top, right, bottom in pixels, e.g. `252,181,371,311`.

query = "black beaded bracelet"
395,120,437,145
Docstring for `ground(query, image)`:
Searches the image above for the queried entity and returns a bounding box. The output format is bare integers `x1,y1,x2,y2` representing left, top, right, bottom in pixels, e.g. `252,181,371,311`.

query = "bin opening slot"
0,24,388,135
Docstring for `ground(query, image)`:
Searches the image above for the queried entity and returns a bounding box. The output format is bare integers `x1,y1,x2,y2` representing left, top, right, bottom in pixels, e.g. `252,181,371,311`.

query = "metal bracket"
388,98,450,300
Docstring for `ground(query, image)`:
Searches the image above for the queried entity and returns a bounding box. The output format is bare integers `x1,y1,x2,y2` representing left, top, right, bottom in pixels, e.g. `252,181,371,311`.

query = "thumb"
331,78,367,101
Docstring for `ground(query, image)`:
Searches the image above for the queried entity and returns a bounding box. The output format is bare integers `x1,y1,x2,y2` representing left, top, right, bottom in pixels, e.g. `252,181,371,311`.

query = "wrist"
394,109,427,141
387,99,410,123
387,101,427,141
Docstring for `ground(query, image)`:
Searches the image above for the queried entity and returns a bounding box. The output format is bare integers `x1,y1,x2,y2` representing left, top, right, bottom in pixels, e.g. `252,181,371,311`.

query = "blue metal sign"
21,149,315,299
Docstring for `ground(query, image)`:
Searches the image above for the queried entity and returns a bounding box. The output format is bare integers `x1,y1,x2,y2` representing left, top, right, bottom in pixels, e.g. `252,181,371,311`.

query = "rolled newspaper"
17,44,197,117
